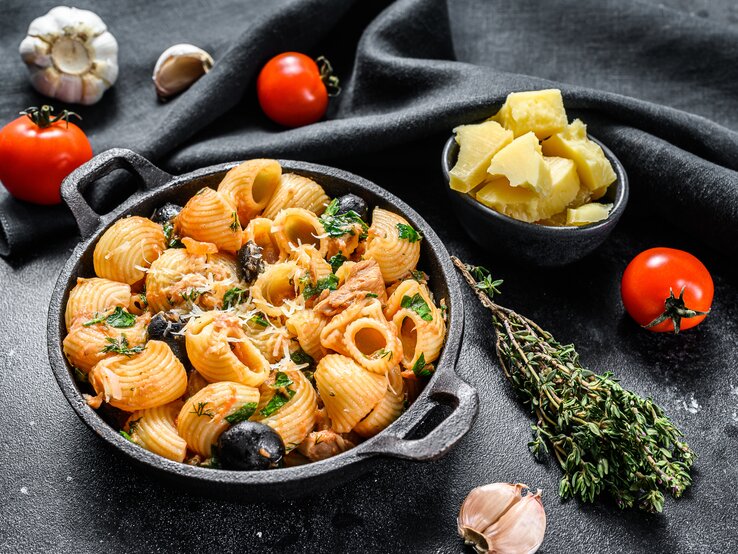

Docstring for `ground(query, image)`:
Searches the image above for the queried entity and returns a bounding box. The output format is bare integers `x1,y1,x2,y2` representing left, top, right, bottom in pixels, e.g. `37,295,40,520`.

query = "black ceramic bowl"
441,134,629,266
48,148,478,500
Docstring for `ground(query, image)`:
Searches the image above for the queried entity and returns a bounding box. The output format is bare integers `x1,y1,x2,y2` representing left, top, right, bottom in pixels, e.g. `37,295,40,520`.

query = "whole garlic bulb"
152,44,214,99
19,6,119,105
458,483,546,554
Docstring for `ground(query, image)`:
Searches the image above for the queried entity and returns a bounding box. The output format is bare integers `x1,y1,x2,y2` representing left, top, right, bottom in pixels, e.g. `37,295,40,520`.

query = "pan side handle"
61,148,172,240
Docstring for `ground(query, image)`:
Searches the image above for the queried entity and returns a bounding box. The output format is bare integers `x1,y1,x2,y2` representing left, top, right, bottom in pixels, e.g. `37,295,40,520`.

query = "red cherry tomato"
621,247,713,333
0,105,92,205
257,53,339,128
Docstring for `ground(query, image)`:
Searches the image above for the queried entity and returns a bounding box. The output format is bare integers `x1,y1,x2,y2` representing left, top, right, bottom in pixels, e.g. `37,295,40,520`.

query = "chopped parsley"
250,313,269,327
401,293,433,322
260,389,296,418
222,287,247,309
182,288,201,303
303,273,339,300
411,270,426,283
225,402,257,424
119,430,136,443
412,352,433,377
229,211,241,232
290,349,315,366
190,401,215,419
139,291,148,308
163,221,184,248
271,371,294,389
397,223,422,243
84,307,136,328
101,335,145,356
319,199,369,238
73,367,88,383
369,348,392,360
328,253,347,273
365,292,378,298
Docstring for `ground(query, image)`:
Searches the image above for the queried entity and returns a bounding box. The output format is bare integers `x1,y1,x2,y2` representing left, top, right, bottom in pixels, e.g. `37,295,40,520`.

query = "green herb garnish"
365,292,378,298
453,257,695,513
190,401,215,419
401,293,433,321
319,199,369,238
328,253,347,273
369,348,392,360
411,352,433,377
303,273,339,300
73,367,88,383
182,288,201,303
290,349,315,366
260,389,296,418
271,371,294,389
250,313,269,327
119,430,136,443
163,221,184,248
397,223,422,243
84,307,136,328
101,336,145,356
222,287,247,309
225,402,258,424
411,270,426,283
229,211,241,232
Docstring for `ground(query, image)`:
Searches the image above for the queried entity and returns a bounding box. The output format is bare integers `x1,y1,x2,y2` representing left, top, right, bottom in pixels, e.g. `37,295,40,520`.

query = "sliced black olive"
236,240,264,283
336,193,369,221
218,421,285,471
147,312,188,363
151,203,183,224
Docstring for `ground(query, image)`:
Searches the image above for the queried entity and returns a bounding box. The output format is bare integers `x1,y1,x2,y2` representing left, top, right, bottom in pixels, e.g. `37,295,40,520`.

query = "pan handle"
61,148,172,240
360,368,478,461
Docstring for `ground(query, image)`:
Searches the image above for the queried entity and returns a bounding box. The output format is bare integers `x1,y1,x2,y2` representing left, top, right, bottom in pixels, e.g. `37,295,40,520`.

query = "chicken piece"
298,430,355,462
314,259,386,317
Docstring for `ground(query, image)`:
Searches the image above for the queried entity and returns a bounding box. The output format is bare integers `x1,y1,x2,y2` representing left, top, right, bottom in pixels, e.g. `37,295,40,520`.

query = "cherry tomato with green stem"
256,53,340,128
621,247,713,333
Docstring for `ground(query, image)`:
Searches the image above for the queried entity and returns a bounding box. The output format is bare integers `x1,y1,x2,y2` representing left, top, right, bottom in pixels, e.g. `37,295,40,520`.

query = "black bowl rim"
441,133,629,237
47,156,468,487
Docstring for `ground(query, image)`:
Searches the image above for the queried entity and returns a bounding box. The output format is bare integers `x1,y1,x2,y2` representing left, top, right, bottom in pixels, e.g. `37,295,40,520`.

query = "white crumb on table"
682,393,701,414
20,487,28,495
256,532,263,538
66,476,73,482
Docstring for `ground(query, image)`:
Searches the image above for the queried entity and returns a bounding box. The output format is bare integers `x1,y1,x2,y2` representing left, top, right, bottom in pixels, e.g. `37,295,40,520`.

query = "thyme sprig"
452,256,695,513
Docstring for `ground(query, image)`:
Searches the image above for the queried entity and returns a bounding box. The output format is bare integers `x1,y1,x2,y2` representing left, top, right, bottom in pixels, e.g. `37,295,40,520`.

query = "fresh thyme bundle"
452,257,695,513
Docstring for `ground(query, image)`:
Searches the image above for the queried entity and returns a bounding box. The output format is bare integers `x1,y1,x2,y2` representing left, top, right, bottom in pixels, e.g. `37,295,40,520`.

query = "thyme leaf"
452,256,695,513
101,336,145,356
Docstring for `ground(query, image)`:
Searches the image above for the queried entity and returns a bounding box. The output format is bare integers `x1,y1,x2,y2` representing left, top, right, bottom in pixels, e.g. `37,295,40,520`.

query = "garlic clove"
458,483,546,554
485,490,546,554
19,36,51,67
30,68,61,98
153,44,214,99
81,74,106,105
55,73,84,104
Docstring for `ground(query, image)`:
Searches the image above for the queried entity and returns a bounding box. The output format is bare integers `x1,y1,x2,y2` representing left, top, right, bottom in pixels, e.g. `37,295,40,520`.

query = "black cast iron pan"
47,148,478,500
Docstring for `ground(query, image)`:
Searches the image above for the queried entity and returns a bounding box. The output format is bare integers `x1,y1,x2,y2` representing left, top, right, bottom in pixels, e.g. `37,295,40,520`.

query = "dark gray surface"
2,149,738,553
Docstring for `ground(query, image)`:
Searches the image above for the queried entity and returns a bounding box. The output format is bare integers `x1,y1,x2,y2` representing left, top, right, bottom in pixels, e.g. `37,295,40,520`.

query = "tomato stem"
643,286,709,334
315,56,341,97
21,105,81,129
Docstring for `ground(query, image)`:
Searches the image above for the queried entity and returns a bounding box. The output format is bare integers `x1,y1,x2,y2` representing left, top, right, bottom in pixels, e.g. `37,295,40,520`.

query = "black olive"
218,421,285,471
336,193,369,221
148,312,188,364
236,240,264,283
151,203,183,224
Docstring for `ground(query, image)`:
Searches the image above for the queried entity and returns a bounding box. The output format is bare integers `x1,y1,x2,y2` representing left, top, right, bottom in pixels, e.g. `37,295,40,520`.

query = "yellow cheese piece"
449,121,514,193
542,119,617,193
537,157,580,219
487,132,552,197
475,177,539,223
566,202,612,226
491,89,568,139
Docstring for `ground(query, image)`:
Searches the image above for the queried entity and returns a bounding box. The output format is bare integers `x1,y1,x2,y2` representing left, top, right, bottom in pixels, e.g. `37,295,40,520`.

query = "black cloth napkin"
1,0,737,257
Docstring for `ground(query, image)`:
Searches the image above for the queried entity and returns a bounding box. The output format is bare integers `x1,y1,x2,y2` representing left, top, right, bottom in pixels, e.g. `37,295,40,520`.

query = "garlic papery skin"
19,6,119,105
153,44,213,99
458,483,546,554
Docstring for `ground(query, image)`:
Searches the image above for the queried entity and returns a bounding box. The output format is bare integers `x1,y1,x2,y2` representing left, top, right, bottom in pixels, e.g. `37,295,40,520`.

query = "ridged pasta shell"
354,366,405,438
89,340,188,411
177,187,242,253
273,208,328,258
386,280,446,368
65,277,131,331
185,312,270,387
286,309,328,361
290,244,332,283
177,381,260,456
124,401,187,462
262,173,330,219
319,298,381,356
255,370,317,451
93,216,166,285
242,217,284,264
243,322,292,364
63,311,149,373
364,208,421,283
251,261,301,318
217,159,282,224
344,316,403,374
315,354,386,433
